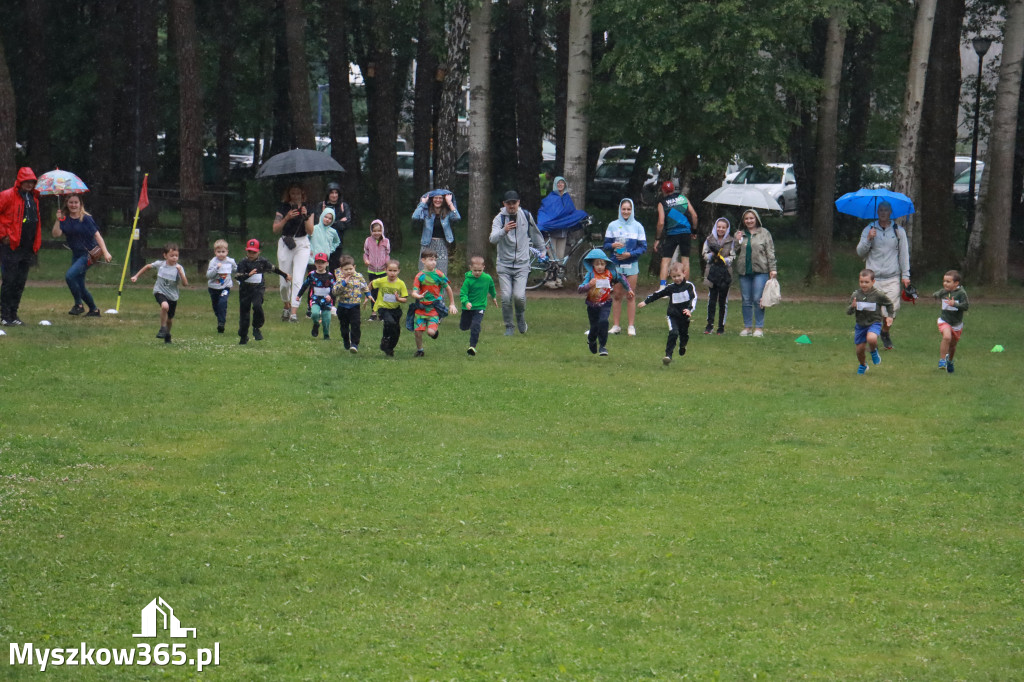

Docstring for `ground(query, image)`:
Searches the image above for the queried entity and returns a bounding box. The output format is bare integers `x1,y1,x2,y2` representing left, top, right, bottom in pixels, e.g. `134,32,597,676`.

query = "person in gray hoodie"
489,190,546,335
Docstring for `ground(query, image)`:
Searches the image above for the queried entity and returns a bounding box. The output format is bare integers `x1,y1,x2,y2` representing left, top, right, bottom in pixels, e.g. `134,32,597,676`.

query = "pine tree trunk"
564,0,592,209
170,0,206,263
836,27,877,240
88,0,120,216
365,0,401,249
810,10,846,281
553,7,570,175
435,0,471,191
283,0,316,150
890,0,937,251
325,0,361,201
511,0,544,214
23,0,51,172
214,0,240,185
976,0,1024,284
413,0,437,195
916,0,964,271
0,34,16,187
270,2,292,157
467,0,493,260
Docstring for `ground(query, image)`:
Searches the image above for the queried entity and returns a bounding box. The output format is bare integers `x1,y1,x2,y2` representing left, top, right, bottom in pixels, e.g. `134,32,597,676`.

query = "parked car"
396,151,432,184
726,163,797,214
953,162,984,210
587,160,660,209
953,156,975,178
861,163,892,189
596,145,639,168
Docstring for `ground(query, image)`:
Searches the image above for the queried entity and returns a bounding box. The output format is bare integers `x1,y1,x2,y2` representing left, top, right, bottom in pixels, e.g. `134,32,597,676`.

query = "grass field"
2,261,1023,679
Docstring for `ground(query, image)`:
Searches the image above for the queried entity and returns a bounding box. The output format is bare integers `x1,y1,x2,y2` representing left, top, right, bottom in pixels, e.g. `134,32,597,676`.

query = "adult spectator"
273,183,314,322
315,182,350,270
537,175,589,288
654,180,698,286
413,189,460,276
51,195,112,317
733,208,777,337
855,201,910,350
489,190,545,335
0,167,42,326
604,198,647,336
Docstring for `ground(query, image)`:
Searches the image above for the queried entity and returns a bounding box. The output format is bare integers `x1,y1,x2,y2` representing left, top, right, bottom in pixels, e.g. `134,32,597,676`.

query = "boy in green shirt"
847,269,894,375
933,270,970,373
459,255,498,356
369,259,408,356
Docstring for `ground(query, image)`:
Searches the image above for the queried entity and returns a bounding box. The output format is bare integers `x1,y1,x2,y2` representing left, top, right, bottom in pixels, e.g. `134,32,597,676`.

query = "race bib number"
313,286,331,297
671,291,691,304
856,301,877,311
218,264,232,274
941,299,957,311
383,293,397,303
248,273,263,284
595,278,611,289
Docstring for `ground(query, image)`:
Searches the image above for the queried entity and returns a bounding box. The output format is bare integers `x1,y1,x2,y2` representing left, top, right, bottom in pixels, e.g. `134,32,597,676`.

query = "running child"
577,248,633,356
369,259,408,356
206,239,237,333
459,255,498,356
933,269,969,373
236,239,289,344
296,252,337,340
638,261,697,365
363,219,390,321
410,249,458,357
131,242,188,343
847,268,894,375
333,254,371,352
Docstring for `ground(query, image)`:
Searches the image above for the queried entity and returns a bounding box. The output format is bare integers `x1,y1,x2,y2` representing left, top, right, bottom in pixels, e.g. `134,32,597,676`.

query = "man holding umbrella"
0,168,42,326
855,200,910,350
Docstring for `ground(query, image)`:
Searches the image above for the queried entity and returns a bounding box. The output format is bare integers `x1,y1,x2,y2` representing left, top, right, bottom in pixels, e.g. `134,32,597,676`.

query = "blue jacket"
537,176,589,232
413,189,461,247
603,199,647,267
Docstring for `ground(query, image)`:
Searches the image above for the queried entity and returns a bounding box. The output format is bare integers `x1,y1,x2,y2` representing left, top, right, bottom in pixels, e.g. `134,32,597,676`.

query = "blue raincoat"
537,176,589,233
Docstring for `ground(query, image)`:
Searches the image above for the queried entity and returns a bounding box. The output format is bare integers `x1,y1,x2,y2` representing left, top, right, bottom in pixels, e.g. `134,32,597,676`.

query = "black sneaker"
467,346,476,356
312,322,320,337
156,326,168,339
164,334,172,344
253,329,263,341
85,309,101,317
716,328,725,335
384,348,394,357
69,304,85,315
588,338,597,354
598,347,609,356
306,308,312,319
414,349,425,357
323,334,330,340
881,331,893,350
678,346,687,357
239,336,248,345
217,324,225,333
703,325,712,335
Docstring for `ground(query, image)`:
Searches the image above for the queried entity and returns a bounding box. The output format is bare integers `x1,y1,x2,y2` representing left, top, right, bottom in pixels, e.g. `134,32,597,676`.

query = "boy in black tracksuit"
237,239,289,344
638,262,697,365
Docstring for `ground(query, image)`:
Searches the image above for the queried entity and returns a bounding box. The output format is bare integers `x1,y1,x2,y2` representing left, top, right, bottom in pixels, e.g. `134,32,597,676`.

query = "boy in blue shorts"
847,268,894,375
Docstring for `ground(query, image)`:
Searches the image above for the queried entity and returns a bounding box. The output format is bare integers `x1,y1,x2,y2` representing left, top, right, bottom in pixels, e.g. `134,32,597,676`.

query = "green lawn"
1,279,1022,680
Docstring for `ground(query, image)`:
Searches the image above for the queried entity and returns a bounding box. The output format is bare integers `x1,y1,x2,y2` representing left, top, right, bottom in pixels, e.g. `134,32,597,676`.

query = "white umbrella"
703,185,782,212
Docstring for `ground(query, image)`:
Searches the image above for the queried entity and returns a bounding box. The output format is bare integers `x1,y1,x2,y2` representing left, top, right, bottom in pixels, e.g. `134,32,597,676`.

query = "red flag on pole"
137,175,150,211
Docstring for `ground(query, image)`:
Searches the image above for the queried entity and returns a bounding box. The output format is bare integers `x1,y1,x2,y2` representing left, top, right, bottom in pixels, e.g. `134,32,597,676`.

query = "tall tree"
23,0,51,171
213,0,241,185
283,0,316,150
0,31,18,187
170,0,206,264
890,0,937,251
435,0,471,191
467,0,493,259
510,0,544,212
809,8,847,281
412,0,438,195
968,0,1024,284
324,0,361,201
553,4,570,174
563,0,592,209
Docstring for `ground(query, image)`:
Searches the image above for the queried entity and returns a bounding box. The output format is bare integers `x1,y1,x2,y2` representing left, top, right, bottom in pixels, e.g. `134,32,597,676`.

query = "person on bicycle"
537,176,589,288
654,180,698,288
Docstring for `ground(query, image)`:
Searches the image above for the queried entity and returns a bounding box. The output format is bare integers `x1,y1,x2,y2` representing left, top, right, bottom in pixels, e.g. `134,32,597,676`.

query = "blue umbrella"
835,188,915,220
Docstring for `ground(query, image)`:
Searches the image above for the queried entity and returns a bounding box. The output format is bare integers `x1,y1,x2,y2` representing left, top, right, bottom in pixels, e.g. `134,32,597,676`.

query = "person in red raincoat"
0,168,43,325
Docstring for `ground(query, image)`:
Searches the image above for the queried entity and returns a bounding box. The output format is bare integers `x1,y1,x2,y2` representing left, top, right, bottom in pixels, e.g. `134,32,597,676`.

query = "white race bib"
313,286,331,297
671,291,691,304
595,278,611,289
941,299,957,311
856,301,877,311
383,293,397,303
248,273,263,284
218,263,232,274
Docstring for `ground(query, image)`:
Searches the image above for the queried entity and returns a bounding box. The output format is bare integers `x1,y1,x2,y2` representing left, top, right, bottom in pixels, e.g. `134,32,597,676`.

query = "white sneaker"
609,325,622,334
753,328,764,337
627,325,636,336
740,328,751,337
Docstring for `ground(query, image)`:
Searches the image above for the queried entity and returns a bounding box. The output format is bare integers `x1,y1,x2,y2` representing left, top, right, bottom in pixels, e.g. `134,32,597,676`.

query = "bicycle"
526,216,601,291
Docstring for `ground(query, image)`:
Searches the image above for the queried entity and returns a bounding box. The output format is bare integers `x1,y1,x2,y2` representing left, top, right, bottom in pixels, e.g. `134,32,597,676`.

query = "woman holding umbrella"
733,209,777,337
273,183,314,322
51,195,112,316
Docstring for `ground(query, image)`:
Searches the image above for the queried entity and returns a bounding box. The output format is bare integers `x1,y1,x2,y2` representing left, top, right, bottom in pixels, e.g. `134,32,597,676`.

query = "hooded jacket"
603,199,647,267
856,219,910,281
733,209,777,275
0,168,43,252
363,219,391,273
578,247,631,306
319,182,351,246
537,176,589,232
489,204,545,270
702,218,736,288
413,189,461,246
308,207,341,264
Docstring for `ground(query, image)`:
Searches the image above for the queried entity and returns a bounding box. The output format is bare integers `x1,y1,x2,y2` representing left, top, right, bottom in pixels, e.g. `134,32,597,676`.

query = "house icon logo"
132,597,197,638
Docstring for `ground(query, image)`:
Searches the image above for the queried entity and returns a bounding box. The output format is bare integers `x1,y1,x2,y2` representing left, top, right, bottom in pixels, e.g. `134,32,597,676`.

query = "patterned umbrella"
36,169,89,196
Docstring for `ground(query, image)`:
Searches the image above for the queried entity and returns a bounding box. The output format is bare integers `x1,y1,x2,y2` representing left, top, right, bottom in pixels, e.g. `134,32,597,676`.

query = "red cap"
314,252,329,262
661,180,675,195
246,239,260,251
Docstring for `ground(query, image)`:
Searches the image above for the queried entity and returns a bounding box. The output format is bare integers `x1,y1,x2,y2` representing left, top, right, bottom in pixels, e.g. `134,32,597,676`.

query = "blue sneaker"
857,364,868,375
938,358,947,370
947,359,955,374
870,349,881,365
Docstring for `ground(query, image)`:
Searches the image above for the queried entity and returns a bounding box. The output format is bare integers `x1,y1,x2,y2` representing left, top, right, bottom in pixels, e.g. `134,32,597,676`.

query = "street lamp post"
968,36,992,232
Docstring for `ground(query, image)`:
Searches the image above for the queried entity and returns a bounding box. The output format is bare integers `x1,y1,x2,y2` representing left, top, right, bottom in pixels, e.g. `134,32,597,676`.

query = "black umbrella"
255,148,345,179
